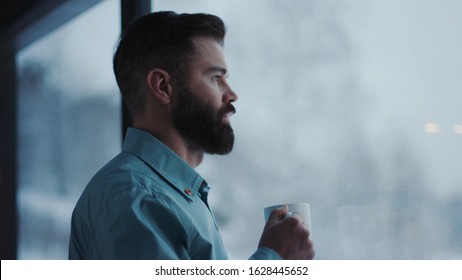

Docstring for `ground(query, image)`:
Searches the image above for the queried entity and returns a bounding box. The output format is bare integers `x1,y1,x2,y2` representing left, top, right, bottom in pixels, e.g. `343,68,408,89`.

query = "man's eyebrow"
204,66,228,75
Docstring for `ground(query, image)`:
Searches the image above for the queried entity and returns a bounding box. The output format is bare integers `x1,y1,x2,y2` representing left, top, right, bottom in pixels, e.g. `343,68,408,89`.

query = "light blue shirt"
69,128,281,260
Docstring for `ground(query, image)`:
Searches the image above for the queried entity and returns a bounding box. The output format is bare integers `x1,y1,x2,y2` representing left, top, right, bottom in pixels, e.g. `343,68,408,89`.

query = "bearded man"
69,11,314,260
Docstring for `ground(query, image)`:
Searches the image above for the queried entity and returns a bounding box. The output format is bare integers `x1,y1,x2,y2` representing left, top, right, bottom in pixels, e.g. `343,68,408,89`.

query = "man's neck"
133,122,204,168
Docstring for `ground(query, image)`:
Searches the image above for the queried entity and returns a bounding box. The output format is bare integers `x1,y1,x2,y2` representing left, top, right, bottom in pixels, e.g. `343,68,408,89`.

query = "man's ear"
146,68,173,104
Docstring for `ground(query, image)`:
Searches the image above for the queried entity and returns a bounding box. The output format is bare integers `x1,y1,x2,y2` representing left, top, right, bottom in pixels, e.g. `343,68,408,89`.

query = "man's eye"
212,75,221,82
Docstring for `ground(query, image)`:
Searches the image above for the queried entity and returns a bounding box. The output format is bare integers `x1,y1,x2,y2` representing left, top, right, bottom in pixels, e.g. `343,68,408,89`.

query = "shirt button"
184,188,193,195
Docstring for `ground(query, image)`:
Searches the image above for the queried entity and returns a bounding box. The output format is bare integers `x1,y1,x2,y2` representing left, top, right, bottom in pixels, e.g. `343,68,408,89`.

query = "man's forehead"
192,35,224,50
204,66,227,75
191,36,227,69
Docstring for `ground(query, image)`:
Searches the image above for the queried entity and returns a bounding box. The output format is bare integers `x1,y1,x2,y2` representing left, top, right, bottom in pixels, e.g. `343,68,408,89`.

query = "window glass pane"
17,0,120,259
155,0,462,259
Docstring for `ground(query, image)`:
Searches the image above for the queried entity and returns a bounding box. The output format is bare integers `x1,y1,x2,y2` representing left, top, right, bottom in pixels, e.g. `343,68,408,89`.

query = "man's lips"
221,105,236,122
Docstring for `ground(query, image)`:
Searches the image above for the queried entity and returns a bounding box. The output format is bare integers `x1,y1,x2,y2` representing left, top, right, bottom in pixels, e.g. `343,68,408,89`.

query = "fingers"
307,239,316,260
283,211,305,227
285,211,302,220
286,215,310,239
266,205,289,225
259,208,315,260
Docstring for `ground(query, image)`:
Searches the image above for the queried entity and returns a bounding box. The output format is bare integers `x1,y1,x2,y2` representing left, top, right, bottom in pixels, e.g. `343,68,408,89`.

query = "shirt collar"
122,127,205,201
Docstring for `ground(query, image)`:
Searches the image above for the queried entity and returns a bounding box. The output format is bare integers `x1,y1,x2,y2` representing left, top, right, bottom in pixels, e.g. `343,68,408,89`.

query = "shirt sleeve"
93,188,192,259
249,247,283,260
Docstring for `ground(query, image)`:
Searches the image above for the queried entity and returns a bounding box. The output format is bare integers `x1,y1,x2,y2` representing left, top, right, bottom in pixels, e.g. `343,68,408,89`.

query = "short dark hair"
113,11,226,117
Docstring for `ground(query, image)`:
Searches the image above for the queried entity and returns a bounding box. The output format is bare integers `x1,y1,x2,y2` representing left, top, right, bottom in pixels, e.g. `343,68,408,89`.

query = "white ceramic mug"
264,202,311,231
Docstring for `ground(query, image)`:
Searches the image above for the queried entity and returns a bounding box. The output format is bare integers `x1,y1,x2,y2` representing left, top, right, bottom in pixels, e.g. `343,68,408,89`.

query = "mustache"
219,104,236,116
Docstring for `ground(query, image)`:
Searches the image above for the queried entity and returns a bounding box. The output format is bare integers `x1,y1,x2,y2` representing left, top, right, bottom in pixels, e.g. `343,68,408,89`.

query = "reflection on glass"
454,125,462,134
425,123,440,133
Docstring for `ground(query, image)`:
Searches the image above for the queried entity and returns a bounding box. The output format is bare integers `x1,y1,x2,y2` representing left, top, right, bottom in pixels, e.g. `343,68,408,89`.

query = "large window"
155,0,462,259
17,0,120,259
15,0,461,259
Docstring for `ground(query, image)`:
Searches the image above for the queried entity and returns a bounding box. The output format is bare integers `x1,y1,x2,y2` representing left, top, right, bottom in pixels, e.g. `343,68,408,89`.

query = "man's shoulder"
86,151,167,197
72,151,174,222
75,152,165,211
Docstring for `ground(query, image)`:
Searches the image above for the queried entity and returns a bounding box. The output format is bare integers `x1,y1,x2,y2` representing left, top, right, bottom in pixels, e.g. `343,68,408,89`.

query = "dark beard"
172,86,236,155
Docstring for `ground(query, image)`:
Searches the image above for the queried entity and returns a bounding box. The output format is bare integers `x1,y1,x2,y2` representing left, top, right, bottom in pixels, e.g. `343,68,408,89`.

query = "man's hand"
258,205,315,260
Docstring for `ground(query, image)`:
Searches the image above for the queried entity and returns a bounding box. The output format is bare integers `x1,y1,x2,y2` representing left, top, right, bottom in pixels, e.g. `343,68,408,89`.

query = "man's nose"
223,84,238,103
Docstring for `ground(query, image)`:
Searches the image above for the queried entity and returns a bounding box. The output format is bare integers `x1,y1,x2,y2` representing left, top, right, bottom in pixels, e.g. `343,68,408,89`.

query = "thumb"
266,205,289,225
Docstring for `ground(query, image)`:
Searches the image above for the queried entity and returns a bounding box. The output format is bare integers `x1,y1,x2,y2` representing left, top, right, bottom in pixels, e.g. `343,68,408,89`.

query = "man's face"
172,36,238,155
